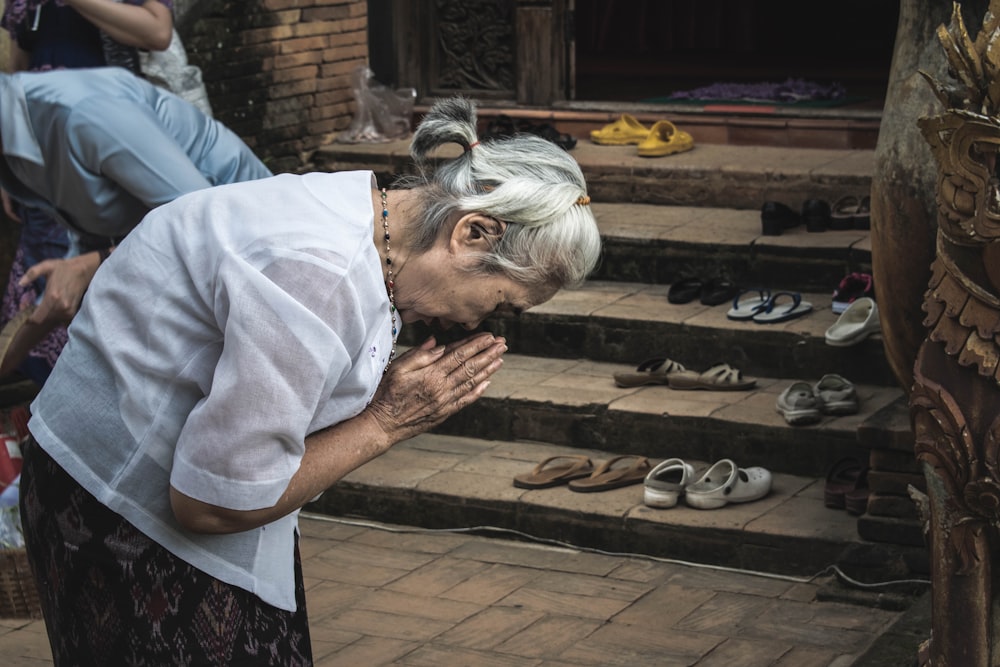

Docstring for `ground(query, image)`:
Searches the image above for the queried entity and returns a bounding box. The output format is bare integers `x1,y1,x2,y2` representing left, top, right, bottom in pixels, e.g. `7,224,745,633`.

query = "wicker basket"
0,547,41,618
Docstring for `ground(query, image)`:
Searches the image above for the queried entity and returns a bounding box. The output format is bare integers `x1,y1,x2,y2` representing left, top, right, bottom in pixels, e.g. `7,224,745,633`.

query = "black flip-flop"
667,277,703,304
699,279,739,306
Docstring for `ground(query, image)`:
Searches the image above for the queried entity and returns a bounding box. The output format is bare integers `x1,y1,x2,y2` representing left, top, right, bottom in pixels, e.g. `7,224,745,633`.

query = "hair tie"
467,141,481,152
576,195,591,206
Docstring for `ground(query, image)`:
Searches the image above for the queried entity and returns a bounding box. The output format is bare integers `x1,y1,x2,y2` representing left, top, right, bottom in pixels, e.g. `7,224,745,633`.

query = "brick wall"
183,0,369,173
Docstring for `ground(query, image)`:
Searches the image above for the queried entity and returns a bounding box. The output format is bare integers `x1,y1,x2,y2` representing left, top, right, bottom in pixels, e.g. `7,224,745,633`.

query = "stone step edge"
390,349,908,475
306,433,923,581
311,139,875,175
310,141,875,211
437,387,897,480
444,286,899,388
425,282,882,355
520,282,869,345
592,200,874,243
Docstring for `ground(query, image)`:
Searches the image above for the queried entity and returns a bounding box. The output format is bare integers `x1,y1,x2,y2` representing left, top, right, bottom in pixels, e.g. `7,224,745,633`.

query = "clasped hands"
365,332,508,445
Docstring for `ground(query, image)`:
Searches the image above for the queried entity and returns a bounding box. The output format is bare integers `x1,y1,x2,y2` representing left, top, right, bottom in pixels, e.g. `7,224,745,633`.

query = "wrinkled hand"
19,252,102,326
365,332,507,444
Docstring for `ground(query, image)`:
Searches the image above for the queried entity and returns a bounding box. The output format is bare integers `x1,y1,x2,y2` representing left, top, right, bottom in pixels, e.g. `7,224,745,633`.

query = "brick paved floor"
1,513,920,666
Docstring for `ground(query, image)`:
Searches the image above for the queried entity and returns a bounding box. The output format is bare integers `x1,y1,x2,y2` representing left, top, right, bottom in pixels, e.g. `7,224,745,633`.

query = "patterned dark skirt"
18,436,313,666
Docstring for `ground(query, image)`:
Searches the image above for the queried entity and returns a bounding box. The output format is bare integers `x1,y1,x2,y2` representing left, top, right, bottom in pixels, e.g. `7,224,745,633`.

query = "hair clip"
576,195,591,206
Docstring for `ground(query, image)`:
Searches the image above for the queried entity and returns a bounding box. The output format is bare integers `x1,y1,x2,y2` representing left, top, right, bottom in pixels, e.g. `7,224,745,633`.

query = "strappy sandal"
667,363,757,391
613,358,687,388
513,455,595,489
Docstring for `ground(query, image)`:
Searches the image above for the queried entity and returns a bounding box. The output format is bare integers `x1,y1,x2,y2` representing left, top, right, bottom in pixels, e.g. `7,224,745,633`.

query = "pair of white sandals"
644,458,772,509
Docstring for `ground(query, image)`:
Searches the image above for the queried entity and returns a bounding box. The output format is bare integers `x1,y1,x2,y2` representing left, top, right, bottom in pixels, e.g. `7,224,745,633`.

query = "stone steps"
429,351,899,479
590,202,872,293
310,140,875,211
306,432,924,582
308,136,926,581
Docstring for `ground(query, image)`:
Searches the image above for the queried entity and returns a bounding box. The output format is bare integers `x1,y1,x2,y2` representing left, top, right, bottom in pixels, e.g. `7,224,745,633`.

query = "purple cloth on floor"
669,78,846,103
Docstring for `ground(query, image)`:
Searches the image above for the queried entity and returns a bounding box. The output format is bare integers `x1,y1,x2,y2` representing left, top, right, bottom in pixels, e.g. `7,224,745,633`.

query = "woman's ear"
451,213,506,251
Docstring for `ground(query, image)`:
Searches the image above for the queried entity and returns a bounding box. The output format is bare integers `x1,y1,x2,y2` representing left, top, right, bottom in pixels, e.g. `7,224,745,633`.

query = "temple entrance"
372,0,897,126
573,0,897,110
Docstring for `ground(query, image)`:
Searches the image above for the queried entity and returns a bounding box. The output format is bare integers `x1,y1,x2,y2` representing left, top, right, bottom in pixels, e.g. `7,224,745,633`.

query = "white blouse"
30,170,396,611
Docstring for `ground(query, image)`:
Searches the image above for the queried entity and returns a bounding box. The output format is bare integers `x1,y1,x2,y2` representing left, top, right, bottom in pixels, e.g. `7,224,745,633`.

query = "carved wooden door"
391,0,574,105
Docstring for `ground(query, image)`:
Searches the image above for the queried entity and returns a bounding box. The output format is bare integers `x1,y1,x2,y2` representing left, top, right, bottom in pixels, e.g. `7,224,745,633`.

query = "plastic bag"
0,407,27,548
0,406,26,493
0,474,22,549
335,66,415,143
140,29,214,118
0,432,21,492
105,1,214,118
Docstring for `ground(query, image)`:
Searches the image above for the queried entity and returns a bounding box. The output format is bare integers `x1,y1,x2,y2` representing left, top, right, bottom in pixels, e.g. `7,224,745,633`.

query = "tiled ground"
0,514,921,666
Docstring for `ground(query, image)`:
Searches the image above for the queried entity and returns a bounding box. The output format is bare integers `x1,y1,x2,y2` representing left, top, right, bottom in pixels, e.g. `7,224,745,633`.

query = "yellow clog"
637,120,695,157
589,114,650,145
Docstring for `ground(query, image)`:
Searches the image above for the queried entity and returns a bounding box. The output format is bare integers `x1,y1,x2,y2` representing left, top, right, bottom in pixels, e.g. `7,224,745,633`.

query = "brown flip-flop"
568,455,651,493
513,455,595,489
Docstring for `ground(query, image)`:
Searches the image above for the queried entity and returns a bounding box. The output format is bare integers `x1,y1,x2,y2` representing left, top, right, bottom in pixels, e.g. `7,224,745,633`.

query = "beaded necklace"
381,187,398,371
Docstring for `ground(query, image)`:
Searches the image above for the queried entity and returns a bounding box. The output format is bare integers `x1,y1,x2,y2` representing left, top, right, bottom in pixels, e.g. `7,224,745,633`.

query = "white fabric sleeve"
169,248,367,511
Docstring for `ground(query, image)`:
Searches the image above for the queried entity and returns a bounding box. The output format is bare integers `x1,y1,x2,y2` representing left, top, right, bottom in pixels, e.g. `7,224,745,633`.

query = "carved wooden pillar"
870,0,950,392
909,2,1000,663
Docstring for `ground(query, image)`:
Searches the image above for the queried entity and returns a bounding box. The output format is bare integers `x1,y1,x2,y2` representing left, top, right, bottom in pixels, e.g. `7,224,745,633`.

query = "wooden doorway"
572,0,897,110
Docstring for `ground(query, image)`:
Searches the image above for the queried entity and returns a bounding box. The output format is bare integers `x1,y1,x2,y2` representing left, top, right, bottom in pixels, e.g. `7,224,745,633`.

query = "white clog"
643,458,697,508
684,459,772,509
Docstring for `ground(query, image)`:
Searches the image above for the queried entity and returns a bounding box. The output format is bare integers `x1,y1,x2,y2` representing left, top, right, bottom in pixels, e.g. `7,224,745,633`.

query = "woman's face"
391,211,559,331
395,270,557,331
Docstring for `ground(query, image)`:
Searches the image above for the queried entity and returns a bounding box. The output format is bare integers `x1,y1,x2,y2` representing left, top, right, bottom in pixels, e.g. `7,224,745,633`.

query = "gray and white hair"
398,96,601,288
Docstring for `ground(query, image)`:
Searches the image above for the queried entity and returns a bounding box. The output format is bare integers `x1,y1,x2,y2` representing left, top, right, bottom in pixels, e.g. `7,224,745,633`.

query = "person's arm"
19,249,111,326
63,0,173,51
170,332,507,534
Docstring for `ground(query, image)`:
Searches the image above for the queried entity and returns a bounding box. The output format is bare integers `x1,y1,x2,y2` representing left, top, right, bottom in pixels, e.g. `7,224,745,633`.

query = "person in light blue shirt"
0,65,271,379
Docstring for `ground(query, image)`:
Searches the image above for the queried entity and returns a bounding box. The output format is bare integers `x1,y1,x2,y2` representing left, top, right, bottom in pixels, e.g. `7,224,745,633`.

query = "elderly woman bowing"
19,96,601,666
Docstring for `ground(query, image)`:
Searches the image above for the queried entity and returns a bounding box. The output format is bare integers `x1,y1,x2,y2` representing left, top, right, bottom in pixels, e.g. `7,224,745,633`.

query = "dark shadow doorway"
573,0,898,110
